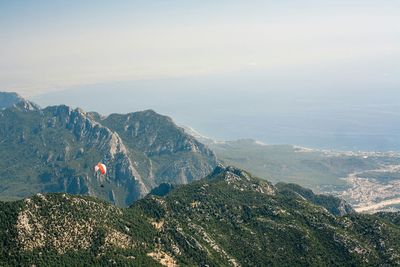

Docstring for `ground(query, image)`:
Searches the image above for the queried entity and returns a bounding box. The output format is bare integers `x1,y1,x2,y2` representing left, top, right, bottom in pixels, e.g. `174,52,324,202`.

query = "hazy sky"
1,0,399,96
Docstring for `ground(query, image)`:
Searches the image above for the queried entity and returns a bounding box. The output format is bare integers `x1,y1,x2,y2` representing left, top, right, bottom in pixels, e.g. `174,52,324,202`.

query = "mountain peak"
208,165,276,195
2,169,400,265
0,103,217,205
0,91,24,108
141,109,158,115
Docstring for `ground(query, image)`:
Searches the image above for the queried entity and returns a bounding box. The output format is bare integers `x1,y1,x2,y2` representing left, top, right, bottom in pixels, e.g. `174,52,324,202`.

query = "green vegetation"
99,110,217,186
276,182,354,216
207,139,398,191
0,99,216,205
1,166,400,266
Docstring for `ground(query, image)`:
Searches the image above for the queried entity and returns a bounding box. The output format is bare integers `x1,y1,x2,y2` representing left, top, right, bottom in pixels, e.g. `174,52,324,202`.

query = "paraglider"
94,163,107,187
94,163,107,175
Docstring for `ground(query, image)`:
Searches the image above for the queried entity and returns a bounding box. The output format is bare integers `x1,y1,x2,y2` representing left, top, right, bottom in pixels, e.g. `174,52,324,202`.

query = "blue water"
31,71,400,152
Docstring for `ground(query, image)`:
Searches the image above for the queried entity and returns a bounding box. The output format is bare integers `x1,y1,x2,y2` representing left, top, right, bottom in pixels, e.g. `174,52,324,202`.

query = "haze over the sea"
1,0,399,151
32,67,400,152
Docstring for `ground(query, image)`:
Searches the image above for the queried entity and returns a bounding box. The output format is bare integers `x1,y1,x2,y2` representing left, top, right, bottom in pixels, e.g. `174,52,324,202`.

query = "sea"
31,70,400,152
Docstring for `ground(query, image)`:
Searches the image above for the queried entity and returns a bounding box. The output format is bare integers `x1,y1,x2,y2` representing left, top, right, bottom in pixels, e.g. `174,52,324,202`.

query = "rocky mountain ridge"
0,92,26,109
1,166,399,266
0,92,217,206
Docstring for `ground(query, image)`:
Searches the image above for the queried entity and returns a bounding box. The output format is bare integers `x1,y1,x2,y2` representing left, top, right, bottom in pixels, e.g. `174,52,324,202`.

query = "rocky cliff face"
98,110,218,187
0,93,217,205
0,103,148,205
